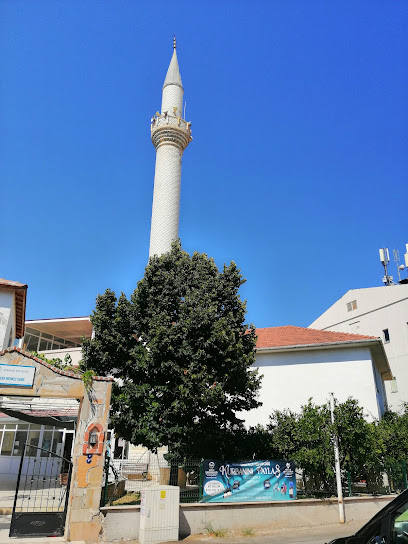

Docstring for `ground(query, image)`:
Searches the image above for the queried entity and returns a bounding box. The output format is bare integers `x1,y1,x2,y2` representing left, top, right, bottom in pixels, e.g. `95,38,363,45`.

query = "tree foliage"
82,242,261,458
266,398,389,492
376,404,408,465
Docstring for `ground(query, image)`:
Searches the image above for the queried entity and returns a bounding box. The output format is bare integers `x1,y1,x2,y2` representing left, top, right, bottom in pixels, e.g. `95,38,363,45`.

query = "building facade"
242,326,391,427
0,278,27,351
309,285,408,411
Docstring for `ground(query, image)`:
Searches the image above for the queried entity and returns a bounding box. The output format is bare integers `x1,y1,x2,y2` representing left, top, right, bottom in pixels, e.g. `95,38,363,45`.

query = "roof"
25,316,92,343
255,326,377,349
0,278,27,339
163,48,183,90
255,326,392,380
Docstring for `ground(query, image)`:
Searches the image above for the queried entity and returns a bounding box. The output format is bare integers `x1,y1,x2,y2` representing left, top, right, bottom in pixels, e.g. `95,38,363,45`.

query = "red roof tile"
255,326,378,349
0,347,113,381
0,278,27,289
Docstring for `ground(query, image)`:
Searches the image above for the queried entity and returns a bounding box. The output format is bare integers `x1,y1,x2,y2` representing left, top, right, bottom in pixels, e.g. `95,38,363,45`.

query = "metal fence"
101,457,408,506
346,462,408,496
295,462,408,499
101,453,201,506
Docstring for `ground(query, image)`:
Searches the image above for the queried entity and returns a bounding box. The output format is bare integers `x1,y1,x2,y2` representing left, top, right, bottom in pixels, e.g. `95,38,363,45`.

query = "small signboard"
0,364,36,387
201,459,296,503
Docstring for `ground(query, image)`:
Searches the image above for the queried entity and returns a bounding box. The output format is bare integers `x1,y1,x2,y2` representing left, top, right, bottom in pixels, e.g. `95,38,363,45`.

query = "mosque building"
0,41,394,491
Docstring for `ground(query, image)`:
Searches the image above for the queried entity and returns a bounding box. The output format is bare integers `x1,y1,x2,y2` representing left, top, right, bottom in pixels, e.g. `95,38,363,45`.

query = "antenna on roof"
393,249,402,282
400,244,408,283
379,248,393,286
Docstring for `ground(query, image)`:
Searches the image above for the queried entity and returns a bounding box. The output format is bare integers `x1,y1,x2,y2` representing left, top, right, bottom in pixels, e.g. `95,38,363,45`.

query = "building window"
0,423,67,457
24,327,80,352
391,378,398,393
383,329,390,343
346,300,357,312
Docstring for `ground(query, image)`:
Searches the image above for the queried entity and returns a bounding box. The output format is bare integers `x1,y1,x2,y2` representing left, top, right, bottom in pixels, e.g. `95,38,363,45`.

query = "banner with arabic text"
201,459,296,503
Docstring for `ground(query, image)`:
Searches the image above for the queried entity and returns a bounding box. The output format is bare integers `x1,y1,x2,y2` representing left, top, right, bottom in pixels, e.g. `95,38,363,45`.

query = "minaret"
149,37,192,257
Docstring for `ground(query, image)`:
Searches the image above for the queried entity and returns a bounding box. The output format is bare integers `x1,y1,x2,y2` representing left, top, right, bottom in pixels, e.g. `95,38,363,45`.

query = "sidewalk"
163,520,364,544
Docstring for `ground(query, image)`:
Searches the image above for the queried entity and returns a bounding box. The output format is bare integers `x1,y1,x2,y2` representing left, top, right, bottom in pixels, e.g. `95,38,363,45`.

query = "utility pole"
330,393,345,524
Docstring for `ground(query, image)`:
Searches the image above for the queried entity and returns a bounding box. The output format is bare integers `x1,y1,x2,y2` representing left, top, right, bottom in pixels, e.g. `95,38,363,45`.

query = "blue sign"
201,460,296,503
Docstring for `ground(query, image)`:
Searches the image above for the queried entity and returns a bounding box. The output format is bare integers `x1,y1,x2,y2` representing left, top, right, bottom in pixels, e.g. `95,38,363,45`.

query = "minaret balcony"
151,113,192,151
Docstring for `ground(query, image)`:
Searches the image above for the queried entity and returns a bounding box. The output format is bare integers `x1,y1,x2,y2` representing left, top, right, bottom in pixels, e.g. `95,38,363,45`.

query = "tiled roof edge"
256,338,382,352
0,347,113,382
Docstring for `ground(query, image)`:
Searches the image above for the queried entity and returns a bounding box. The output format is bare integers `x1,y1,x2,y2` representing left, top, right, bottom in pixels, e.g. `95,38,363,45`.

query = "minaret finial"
173,35,176,50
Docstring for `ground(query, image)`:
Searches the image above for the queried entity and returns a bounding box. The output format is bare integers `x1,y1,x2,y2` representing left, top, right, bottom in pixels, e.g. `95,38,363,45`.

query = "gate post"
66,379,112,543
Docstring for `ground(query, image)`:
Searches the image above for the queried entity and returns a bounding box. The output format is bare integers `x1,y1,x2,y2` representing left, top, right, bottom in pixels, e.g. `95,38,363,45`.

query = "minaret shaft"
161,85,183,117
149,43,192,258
149,145,183,257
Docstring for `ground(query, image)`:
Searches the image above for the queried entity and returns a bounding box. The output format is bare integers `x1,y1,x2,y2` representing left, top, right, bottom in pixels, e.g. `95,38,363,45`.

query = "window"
347,300,357,311
391,378,398,393
0,424,70,458
391,498,408,543
14,425,29,456
383,329,390,343
1,425,15,456
23,327,80,352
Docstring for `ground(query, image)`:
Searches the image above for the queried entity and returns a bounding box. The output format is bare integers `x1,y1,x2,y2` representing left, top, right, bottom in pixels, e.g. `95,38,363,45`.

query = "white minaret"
149,37,192,257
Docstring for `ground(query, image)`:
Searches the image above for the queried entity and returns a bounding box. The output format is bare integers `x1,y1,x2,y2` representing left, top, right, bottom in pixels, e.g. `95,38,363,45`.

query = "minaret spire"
149,40,192,258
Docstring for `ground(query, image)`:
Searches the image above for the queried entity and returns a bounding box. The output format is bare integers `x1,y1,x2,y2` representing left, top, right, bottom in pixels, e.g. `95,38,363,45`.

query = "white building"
0,289,83,492
309,284,408,411
23,316,93,366
243,326,392,427
0,278,27,351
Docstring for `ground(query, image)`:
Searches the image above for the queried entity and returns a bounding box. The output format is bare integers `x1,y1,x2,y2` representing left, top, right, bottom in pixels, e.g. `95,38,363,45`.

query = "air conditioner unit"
139,485,179,544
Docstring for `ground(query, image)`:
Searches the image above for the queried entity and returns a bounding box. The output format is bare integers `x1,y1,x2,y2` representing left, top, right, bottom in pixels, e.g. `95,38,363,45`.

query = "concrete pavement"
1,514,363,544
164,520,364,544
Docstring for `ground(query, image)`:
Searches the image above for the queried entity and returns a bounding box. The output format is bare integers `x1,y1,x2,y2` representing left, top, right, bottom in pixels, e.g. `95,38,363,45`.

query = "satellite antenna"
379,247,393,286
394,249,402,282
405,244,408,274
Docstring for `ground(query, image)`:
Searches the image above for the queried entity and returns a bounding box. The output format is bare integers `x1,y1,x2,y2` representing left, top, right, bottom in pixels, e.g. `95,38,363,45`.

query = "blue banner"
201,460,296,503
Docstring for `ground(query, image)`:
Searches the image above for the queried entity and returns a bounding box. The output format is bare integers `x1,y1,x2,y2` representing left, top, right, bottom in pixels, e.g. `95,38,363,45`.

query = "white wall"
40,347,83,366
242,346,383,427
310,286,408,411
101,495,394,540
0,290,15,350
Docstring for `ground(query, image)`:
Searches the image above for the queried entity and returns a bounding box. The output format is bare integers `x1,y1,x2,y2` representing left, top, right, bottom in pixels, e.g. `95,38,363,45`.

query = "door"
9,442,73,537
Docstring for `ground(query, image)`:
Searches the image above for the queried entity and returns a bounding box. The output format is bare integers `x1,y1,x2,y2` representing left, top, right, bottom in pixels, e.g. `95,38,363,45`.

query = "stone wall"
0,348,113,543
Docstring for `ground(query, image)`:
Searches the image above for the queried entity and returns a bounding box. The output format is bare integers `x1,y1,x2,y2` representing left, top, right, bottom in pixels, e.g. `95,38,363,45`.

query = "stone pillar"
67,380,112,543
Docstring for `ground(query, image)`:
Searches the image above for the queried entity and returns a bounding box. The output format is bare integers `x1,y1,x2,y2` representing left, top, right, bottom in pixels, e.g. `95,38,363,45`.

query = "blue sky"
1,1,407,328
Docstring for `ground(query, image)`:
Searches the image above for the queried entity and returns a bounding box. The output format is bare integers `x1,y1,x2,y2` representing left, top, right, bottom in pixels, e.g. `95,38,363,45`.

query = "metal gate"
9,443,73,537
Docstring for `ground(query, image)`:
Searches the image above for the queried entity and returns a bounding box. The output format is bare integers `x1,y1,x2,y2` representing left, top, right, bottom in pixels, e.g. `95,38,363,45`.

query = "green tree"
377,404,408,465
82,242,261,458
332,398,378,476
269,400,334,492
268,398,378,494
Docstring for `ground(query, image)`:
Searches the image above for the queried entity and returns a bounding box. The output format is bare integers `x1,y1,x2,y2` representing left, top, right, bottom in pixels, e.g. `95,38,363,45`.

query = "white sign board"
0,364,36,387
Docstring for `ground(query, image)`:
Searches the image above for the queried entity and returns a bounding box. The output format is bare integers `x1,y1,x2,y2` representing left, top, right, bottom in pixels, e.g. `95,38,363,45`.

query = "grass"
204,521,229,538
112,492,141,505
241,527,255,536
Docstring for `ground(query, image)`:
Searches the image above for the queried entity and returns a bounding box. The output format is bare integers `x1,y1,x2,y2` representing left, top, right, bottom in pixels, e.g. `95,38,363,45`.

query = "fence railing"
295,462,408,499
346,462,408,496
101,455,201,506
101,458,408,506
